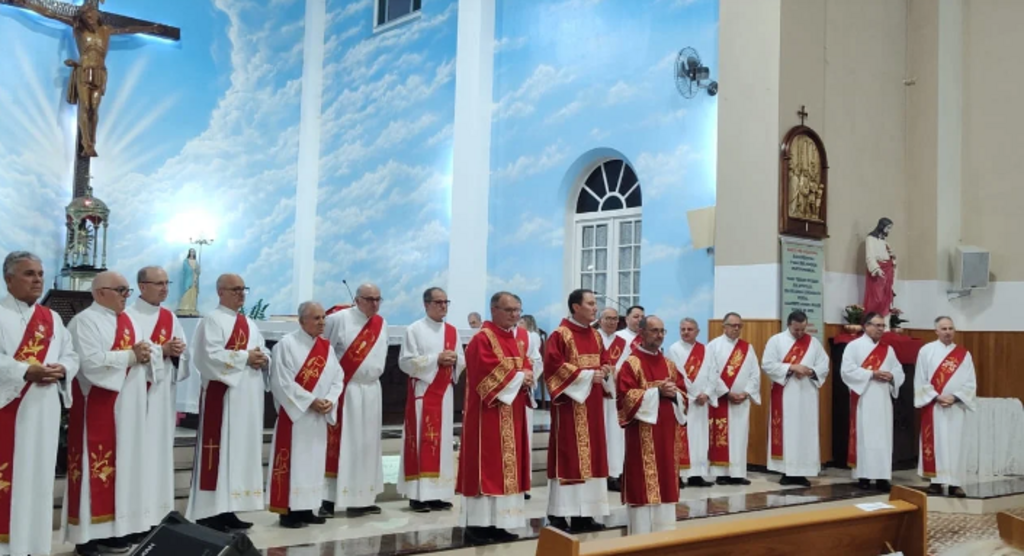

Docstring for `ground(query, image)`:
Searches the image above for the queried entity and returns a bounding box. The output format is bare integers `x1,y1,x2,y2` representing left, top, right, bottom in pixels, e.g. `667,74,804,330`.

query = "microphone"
342,279,355,303
596,292,627,312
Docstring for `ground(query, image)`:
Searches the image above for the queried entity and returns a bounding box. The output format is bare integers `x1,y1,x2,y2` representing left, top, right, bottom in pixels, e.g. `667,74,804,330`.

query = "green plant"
889,308,908,329
239,299,269,321
843,304,865,325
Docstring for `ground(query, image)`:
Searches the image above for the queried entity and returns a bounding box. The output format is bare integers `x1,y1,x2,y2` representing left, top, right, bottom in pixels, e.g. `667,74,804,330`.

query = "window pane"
582,226,594,248
635,220,642,242
582,273,593,289
600,196,624,211
387,0,413,21
377,0,387,25
620,221,632,244
595,248,607,271
633,272,641,294
619,272,631,294
633,245,641,268
595,273,607,296
595,224,608,247
582,250,594,271
619,247,631,270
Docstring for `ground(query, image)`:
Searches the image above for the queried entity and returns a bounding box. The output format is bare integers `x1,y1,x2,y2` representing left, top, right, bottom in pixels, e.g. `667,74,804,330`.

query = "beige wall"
963,0,1024,281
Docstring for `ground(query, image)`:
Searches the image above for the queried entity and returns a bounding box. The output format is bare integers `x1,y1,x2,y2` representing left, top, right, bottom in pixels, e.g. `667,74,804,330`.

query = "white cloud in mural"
494,36,528,53
656,284,714,325
373,112,439,149
641,107,687,128
534,301,567,327
606,80,639,106
492,142,568,184
545,100,585,124
335,0,372,22
494,64,574,121
634,143,703,198
426,123,453,147
509,215,564,248
642,239,691,263
590,127,610,140
487,273,544,294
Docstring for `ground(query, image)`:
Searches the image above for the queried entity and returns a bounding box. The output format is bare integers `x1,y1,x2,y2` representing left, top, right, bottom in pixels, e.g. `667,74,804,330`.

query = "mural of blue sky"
488,0,720,339
313,0,457,324
0,0,302,315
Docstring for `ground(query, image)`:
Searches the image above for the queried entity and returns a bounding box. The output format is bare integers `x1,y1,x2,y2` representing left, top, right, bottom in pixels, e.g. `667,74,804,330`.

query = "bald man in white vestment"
398,288,465,512
665,317,721,487
321,283,388,519
707,313,761,485
267,302,344,527
0,252,78,556
914,317,976,498
841,312,904,492
64,271,162,556
762,311,829,486
186,274,270,532
126,267,188,527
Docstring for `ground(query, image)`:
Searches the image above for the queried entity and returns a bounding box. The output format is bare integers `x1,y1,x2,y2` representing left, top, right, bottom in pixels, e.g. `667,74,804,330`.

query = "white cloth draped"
963,398,1024,477
762,331,830,477
323,307,387,508
707,335,760,478
0,297,79,556
126,300,189,523
185,306,269,521
599,329,625,477
665,339,722,478
63,304,163,544
840,335,904,481
914,340,977,486
266,330,344,511
397,317,466,502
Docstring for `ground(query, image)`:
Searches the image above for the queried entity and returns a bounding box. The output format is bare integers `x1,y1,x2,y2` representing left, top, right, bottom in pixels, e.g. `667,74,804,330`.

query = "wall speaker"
128,512,260,556
953,245,990,290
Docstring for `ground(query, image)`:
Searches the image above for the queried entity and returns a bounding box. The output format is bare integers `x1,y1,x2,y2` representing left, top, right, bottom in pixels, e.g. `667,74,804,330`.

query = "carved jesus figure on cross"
6,0,180,157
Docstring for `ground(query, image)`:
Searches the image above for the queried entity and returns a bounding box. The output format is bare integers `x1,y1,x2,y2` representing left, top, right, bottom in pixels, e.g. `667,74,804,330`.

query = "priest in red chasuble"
542,289,613,533
914,316,976,498
0,252,79,556
617,315,686,535
456,291,533,545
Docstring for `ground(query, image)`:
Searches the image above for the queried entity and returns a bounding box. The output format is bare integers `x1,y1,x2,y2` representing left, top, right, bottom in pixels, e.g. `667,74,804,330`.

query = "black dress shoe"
949,486,967,498
279,513,307,529
524,492,532,500
607,477,622,492
319,501,336,518
729,477,751,486
876,480,892,492
571,516,605,533
222,512,253,530
927,483,944,495
346,507,370,518
197,516,232,533
492,528,520,542
75,542,102,556
96,537,133,553
795,477,812,487
410,500,431,513
715,476,731,486
678,477,686,490
547,515,571,532
780,475,795,485
858,479,872,490
123,531,148,544
463,526,496,545
428,500,454,511
298,510,327,524
688,477,715,488
366,505,382,515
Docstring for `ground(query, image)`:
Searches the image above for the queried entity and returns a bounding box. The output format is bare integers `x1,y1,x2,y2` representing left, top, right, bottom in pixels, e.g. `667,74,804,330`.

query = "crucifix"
1,0,180,197
798,105,809,126
203,439,219,471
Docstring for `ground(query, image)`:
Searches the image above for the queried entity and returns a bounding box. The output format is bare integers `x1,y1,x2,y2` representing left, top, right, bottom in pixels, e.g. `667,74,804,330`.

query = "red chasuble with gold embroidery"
543,319,610,484
456,322,531,497
920,345,968,477
617,349,686,506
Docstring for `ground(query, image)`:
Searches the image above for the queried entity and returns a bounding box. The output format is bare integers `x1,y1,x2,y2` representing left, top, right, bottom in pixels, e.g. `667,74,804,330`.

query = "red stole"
920,345,968,478
770,334,812,461
198,313,250,491
147,307,174,392
325,313,385,477
0,305,54,542
676,342,705,470
708,339,749,467
269,336,331,513
605,335,626,364
847,341,890,468
67,311,135,525
402,323,457,482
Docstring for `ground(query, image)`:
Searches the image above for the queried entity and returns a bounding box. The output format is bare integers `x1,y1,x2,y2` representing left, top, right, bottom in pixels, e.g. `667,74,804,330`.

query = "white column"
292,0,327,305
935,0,963,277
447,0,495,322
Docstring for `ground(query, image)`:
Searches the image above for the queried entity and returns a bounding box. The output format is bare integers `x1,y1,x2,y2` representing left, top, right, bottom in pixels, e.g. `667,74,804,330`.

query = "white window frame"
573,209,642,310
373,0,423,34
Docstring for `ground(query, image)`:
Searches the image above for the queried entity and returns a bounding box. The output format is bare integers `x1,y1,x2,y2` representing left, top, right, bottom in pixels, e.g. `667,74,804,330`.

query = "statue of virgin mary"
176,248,200,317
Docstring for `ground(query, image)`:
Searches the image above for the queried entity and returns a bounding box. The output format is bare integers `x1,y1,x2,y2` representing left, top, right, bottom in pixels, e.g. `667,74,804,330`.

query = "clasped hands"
24,363,66,384
247,347,269,369
591,364,615,384
649,380,679,399
310,398,334,415
163,337,186,358
871,370,895,383
789,364,815,379
727,391,749,404
132,341,153,365
936,394,956,407
437,350,458,368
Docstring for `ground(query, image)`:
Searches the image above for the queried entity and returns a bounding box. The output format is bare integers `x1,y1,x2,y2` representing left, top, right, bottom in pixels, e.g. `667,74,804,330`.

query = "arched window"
572,159,642,310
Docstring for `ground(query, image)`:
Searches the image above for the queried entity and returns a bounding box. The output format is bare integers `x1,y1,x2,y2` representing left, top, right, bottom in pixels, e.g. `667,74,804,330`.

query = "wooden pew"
998,511,1024,549
536,486,926,556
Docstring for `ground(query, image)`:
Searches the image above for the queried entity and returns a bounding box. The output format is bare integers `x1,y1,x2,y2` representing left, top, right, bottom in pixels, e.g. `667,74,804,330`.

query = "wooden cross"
798,105,809,126
0,0,181,198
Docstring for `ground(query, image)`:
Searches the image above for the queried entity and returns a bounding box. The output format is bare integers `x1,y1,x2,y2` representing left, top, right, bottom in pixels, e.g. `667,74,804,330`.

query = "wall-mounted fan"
675,47,718,98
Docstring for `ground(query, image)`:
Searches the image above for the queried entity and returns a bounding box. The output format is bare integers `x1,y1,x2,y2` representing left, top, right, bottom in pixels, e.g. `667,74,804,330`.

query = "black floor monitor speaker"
128,512,261,556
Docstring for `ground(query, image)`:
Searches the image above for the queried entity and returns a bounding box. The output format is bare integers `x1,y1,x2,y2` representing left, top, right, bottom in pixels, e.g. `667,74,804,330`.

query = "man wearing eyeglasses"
321,283,388,519
0,251,79,556
186,274,270,533
841,312,904,492
397,287,464,513
126,266,189,529
707,312,761,486
65,271,162,556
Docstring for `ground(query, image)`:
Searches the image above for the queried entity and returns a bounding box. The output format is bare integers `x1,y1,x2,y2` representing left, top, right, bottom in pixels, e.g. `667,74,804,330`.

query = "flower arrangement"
889,308,909,330
843,304,865,325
